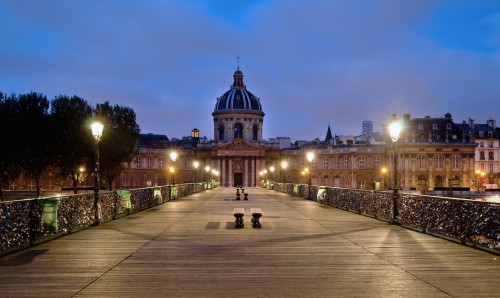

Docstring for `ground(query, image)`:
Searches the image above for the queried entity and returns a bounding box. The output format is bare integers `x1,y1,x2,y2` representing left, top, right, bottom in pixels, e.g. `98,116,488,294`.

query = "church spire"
325,124,333,142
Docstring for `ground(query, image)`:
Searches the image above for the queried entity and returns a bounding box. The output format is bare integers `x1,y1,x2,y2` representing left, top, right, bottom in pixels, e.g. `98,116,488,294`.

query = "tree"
0,92,22,200
15,92,54,197
94,102,140,190
51,95,94,194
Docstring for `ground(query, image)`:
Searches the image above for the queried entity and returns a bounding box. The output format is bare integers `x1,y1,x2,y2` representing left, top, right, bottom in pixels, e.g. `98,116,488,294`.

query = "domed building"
212,68,264,142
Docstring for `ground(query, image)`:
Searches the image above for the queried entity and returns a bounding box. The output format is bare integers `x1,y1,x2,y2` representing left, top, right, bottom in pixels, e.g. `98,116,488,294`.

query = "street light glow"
170,151,178,162
306,151,314,162
91,122,104,141
193,161,199,169
388,115,401,142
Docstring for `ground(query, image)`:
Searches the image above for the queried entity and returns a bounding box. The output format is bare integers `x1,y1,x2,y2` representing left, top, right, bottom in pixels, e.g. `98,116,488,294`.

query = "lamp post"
388,114,401,224
205,165,210,187
281,160,288,183
381,167,387,190
269,166,275,182
475,169,480,191
306,151,314,199
193,161,199,183
91,121,104,225
170,151,177,185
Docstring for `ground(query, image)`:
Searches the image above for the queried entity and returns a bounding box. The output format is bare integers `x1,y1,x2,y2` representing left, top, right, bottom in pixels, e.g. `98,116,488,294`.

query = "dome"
213,69,264,115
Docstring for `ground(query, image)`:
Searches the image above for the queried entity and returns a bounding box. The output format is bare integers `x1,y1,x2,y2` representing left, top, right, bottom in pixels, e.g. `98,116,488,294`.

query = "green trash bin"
153,187,162,205
171,185,178,200
317,187,327,201
37,198,60,233
116,190,132,211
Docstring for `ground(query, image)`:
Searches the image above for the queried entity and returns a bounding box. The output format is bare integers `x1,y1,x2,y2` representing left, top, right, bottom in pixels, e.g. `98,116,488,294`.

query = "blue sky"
1,0,499,141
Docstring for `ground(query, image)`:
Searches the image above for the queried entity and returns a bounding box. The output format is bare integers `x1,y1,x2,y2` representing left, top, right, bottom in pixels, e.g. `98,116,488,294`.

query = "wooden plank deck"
0,187,499,297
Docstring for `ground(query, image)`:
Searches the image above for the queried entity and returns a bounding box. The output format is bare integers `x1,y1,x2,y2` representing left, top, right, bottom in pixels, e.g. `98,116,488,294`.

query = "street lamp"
205,165,210,185
91,121,104,225
169,166,175,184
170,151,177,185
381,167,387,190
281,160,288,183
269,166,275,182
388,114,401,224
306,151,314,199
193,161,199,183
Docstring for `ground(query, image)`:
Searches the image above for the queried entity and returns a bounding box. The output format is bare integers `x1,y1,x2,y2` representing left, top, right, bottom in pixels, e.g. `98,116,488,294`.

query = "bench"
250,208,262,228
233,208,244,228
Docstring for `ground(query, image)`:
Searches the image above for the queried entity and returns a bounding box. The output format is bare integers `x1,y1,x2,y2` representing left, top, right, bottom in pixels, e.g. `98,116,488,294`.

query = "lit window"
452,155,459,169
358,156,366,169
418,155,426,169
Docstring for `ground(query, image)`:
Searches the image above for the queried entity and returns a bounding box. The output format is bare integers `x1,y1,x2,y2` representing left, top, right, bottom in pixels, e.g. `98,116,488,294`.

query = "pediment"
215,139,264,156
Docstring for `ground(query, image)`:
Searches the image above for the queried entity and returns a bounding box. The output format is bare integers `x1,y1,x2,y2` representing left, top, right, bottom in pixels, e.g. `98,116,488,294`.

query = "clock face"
236,141,241,147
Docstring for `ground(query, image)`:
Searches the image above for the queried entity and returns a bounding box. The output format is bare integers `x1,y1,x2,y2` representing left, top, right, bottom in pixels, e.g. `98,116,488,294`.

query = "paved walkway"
0,187,499,297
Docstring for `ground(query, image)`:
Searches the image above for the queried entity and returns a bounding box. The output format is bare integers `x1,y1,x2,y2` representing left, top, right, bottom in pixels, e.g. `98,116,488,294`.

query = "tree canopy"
0,92,141,199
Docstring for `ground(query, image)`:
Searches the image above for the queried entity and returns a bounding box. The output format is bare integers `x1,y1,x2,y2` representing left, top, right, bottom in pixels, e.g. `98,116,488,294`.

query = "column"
229,158,233,187
244,158,248,187
221,157,226,186
251,157,255,186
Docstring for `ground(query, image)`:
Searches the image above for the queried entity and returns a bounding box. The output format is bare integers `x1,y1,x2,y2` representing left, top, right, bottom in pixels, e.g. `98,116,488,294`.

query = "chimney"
469,118,475,129
487,119,496,129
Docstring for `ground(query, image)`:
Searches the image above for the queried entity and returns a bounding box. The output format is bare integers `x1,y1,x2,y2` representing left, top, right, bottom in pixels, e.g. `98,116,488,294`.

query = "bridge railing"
0,182,212,254
272,183,499,252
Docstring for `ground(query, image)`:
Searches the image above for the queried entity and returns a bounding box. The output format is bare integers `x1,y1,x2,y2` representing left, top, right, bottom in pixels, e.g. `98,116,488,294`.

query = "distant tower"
362,121,373,137
325,124,333,144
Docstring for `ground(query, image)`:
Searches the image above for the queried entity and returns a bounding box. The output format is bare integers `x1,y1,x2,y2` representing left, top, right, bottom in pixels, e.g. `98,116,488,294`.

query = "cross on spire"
236,49,240,70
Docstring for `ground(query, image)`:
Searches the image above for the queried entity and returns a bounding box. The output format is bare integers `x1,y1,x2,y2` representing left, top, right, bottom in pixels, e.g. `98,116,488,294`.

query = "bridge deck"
0,187,498,297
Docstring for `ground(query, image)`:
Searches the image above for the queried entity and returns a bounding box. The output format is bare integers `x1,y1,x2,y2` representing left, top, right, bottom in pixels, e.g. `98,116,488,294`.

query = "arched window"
323,175,329,186
234,123,243,139
253,124,258,141
219,125,225,141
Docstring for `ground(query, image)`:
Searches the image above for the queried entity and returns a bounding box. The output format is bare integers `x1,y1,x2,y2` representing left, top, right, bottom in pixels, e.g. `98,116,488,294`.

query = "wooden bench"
233,208,244,228
250,208,262,228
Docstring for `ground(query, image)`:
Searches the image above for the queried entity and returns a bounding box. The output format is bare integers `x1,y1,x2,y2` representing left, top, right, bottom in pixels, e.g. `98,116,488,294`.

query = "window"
480,151,485,160
373,156,381,169
159,157,164,169
323,176,329,185
418,123,423,130
479,131,484,138
323,157,329,169
447,124,452,130
481,163,484,171
435,155,443,169
311,160,317,170
147,157,153,169
452,155,459,169
334,157,340,169
135,157,141,169
253,125,258,141
488,132,493,138
432,123,438,130
489,152,494,160
358,156,366,169
219,125,225,140
490,164,494,173
344,156,350,169
299,158,304,169
489,142,493,147
184,158,190,170
234,123,243,139
418,155,426,169
480,142,484,147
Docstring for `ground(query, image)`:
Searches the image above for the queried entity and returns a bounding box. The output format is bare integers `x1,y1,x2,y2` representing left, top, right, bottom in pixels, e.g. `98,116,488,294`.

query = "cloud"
0,0,499,140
